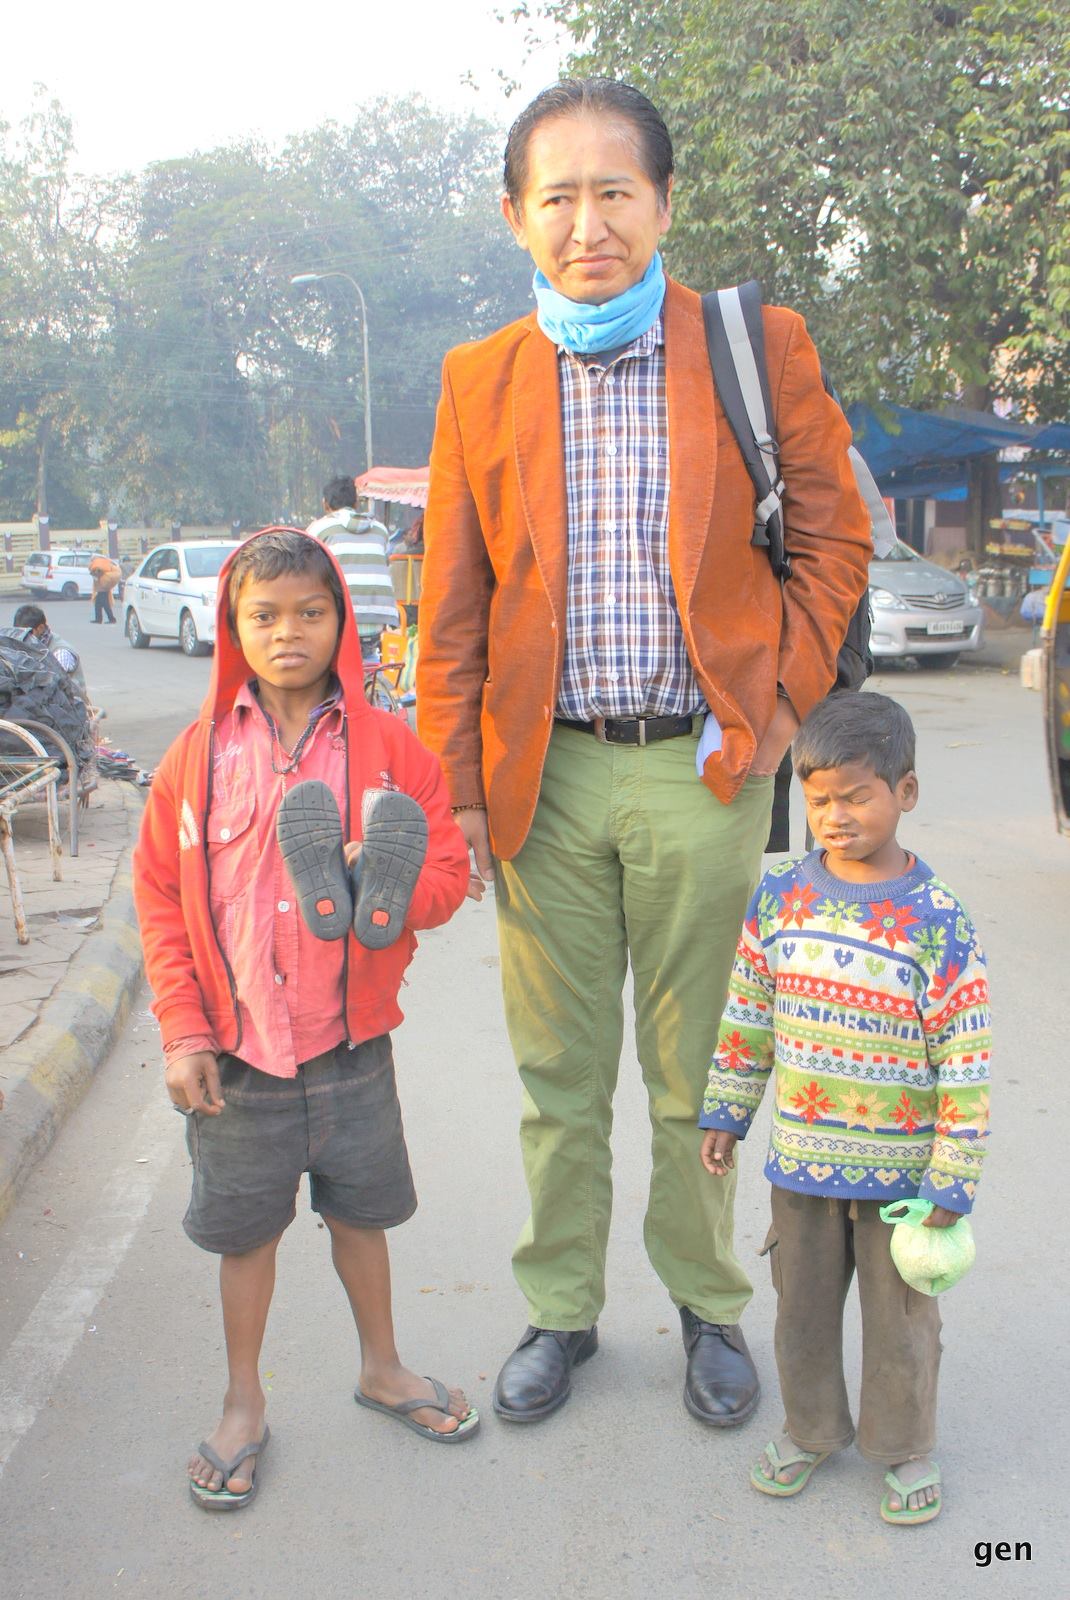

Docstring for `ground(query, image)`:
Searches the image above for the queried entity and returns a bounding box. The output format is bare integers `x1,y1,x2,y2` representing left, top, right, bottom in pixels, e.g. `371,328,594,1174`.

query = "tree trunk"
961,384,1002,559
964,453,1002,560
36,416,51,520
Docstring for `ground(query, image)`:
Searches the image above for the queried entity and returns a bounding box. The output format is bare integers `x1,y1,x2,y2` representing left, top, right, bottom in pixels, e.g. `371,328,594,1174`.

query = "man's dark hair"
792,692,916,789
225,529,347,633
13,603,47,631
323,476,358,511
503,78,674,211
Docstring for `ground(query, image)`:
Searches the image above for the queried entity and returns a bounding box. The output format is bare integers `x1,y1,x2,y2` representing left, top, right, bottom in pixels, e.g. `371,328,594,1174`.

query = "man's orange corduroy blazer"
416,277,872,861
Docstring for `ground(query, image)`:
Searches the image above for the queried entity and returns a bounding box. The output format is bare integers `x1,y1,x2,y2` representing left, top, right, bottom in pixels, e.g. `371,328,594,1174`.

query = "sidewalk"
0,780,145,1223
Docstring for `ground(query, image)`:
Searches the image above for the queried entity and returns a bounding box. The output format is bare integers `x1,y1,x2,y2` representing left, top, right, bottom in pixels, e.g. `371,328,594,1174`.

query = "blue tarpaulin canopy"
847,402,1070,500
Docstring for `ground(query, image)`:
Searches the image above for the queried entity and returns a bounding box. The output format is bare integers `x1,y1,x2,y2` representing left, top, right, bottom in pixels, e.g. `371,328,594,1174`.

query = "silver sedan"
868,541,984,669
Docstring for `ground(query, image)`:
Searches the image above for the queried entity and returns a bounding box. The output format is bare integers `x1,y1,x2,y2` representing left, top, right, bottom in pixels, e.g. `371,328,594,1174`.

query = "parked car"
122,541,237,656
869,541,984,669
21,548,104,600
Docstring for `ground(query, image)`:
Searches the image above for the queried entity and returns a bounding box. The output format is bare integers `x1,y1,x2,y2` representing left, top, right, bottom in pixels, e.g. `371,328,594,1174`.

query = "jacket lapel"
664,278,717,621
512,317,568,626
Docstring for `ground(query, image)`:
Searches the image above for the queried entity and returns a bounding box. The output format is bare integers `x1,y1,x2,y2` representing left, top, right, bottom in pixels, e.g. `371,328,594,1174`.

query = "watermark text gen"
975,1541,1032,1568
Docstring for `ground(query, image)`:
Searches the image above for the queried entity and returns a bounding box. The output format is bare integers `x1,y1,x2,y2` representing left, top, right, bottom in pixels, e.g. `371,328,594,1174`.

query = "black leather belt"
554,714,695,747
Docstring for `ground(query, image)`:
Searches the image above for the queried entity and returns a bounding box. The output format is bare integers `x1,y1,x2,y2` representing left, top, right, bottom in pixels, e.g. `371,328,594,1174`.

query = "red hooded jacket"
132,530,470,1056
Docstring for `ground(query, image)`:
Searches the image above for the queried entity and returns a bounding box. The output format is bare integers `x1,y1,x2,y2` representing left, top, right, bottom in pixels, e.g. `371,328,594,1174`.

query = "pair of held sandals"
752,1438,942,1526
276,779,428,950
189,781,481,1511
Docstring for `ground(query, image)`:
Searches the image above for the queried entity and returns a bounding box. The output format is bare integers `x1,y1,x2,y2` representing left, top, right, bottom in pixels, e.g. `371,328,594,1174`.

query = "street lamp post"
290,271,374,471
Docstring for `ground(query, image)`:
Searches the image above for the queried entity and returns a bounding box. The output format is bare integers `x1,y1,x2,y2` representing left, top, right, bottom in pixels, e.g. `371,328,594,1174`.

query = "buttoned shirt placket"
555,316,704,722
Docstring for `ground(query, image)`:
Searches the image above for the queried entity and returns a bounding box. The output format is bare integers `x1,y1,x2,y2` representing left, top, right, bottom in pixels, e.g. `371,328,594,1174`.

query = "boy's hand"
701,1129,739,1175
455,809,493,901
923,1205,962,1229
166,1052,224,1115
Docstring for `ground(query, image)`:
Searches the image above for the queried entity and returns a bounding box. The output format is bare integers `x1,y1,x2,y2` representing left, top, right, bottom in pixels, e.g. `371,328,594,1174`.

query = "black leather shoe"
680,1307,760,1426
492,1325,598,1422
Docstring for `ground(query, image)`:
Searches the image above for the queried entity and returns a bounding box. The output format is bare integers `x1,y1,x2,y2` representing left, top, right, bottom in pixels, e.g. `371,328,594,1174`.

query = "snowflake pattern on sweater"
700,852,991,1213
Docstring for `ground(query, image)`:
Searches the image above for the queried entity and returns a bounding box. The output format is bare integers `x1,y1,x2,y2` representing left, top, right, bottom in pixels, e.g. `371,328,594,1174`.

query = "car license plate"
928,619,964,635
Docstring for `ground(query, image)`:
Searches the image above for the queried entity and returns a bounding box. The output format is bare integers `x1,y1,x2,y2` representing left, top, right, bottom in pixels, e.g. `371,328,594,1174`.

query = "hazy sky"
5,0,565,173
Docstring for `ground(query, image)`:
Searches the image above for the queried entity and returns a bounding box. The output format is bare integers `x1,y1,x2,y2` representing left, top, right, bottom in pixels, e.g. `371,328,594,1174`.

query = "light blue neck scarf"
533,252,666,355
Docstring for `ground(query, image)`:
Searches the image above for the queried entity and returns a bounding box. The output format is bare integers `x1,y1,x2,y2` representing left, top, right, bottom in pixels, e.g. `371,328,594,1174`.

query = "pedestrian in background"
307,476,398,661
88,554,121,624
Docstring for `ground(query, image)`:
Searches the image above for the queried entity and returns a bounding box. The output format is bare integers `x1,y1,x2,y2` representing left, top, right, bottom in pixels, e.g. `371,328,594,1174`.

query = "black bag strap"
701,280,791,579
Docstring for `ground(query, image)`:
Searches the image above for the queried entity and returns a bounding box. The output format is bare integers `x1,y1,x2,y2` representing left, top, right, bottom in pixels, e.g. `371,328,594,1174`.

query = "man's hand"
166,1051,224,1115
701,1129,739,1175
455,809,494,901
751,697,800,777
922,1205,962,1229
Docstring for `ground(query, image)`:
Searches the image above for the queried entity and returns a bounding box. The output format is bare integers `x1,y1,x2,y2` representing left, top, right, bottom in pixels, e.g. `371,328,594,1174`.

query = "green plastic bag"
879,1197,976,1296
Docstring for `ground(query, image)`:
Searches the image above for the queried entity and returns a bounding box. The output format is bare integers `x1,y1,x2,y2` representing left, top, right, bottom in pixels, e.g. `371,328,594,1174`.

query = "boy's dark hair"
503,78,674,211
323,476,358,511
792,692,916,789
13,603,47,630
226,529,347,633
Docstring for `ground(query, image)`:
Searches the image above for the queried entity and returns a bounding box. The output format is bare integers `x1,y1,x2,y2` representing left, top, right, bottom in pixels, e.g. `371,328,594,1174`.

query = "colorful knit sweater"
700,852,991,1214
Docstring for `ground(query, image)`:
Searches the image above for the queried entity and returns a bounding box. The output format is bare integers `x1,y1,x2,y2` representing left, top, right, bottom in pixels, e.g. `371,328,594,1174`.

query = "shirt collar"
235,674,344,727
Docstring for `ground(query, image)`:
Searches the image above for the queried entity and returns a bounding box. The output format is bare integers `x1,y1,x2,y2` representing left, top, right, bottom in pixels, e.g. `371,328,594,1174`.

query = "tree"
0,93,116,526
543,0,1070,548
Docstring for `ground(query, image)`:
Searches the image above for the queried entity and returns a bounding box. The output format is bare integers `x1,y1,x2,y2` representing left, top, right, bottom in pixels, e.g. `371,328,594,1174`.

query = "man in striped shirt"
418,80,871,1426
307,477,398,660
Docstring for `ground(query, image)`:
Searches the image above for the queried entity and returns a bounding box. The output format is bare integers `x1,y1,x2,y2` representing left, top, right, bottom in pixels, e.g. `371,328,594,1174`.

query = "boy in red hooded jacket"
134,529,474,1511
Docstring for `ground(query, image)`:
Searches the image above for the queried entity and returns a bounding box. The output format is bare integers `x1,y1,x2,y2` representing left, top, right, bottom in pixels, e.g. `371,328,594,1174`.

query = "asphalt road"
0,621,1065,1597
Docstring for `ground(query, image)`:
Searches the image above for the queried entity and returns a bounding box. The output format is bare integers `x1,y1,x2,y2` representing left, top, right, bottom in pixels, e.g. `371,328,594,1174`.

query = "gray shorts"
182,1035,416,1255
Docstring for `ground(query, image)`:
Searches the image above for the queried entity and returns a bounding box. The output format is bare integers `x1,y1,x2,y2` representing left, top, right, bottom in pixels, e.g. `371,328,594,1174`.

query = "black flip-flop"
350,789,428,950
188,1425,270,1511
276,780,353,941
354,1379,479,1443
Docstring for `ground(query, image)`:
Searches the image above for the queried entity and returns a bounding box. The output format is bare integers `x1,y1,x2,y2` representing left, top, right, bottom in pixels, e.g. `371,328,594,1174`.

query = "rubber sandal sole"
351,789,428,950
275,780,352,941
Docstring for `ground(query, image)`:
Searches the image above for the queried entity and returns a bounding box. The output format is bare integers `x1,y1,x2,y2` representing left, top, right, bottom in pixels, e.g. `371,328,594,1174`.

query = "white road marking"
0,1092,174,1475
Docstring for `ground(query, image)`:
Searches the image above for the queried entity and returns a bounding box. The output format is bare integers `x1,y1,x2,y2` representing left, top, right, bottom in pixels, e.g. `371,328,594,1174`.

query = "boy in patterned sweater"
700,692,990,1527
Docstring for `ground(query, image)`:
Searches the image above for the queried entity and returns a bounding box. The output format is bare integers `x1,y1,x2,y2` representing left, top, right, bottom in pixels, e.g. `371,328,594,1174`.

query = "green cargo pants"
495,721,773,1331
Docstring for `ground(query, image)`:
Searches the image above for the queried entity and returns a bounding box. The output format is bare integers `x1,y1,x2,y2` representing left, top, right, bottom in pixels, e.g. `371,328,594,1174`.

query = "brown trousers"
764,1186,942,1465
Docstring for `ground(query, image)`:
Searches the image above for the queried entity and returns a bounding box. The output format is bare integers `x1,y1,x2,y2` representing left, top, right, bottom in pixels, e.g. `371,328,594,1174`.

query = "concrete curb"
0,836,145,1227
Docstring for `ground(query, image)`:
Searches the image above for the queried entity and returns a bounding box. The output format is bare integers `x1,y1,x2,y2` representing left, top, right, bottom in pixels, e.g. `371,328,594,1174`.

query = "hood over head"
203,526,371,723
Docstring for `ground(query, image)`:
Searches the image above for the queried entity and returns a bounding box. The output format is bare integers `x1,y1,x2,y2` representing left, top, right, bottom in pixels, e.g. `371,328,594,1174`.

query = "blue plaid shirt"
555,316,705,721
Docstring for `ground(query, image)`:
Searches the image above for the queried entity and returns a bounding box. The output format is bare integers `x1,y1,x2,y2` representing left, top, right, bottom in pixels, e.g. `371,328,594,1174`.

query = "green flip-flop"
880,1461,942,1526
750,1437,830,1498
354,1377,479,1443
188,1425,270,1511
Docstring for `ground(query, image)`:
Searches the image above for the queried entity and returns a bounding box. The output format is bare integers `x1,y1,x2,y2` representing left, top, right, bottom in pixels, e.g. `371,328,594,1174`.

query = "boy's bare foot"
188,1393,268,1493
358,1361,471,1435
883,1455,941,1516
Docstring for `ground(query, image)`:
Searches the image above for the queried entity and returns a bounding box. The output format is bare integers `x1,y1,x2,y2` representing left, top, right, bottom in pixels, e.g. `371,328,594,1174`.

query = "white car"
123,541,237,656
21,548,104,600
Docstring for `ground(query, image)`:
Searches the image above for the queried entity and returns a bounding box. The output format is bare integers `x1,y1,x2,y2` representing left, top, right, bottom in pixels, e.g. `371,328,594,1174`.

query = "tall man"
417,80,871,1425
